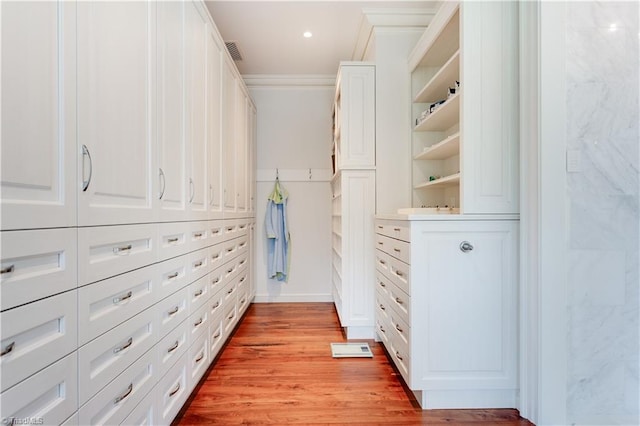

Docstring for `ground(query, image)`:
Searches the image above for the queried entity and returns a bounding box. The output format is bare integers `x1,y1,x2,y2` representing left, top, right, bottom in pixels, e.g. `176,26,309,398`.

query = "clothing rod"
256,168,333,182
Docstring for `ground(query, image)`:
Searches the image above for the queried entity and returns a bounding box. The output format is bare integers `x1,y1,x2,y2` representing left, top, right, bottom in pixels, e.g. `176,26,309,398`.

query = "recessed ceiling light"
303,31,312,38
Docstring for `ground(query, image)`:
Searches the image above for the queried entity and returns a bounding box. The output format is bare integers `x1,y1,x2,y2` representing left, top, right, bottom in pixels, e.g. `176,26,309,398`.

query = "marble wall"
565,1,639,424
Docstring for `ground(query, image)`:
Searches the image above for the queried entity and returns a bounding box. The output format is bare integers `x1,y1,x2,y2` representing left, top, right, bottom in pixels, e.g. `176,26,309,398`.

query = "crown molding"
242,74,336,88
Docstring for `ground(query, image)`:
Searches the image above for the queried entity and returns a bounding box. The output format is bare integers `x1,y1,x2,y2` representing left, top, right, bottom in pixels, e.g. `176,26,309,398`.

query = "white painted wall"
248,84,334,302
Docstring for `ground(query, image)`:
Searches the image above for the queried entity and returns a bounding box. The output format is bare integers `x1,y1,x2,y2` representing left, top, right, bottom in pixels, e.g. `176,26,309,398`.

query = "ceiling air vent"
225,41,243,61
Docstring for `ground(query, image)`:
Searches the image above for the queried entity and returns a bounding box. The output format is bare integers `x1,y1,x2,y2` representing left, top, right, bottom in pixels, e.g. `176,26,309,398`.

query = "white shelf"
414,172,460,189
414,50,460,103
414,93,460,132
414,132,460,160
408,3,460,71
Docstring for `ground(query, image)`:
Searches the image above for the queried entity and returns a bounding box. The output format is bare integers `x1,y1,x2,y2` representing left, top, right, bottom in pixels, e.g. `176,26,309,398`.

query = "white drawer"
375,315,391,347
375,289,392,329
78,224,157,286
188,303,209,343
222,296,237,336
375,249,393,281
389,310,410,349
0,228,77,311
155,353,188,425
122,383,156,426
387,255,410,296
236,253,249,274
223,277,237,306
237,286,250,316
221,238,239,261
188,275,209,314
208,287,224,319
187,248,209,283
209,241,225,271
78,307,156,405
388,282,410,327
375,220,410,242
0,352,77,425
157,287,189,339
208,220,224,245
157,319,188,380
208,264,226,296
78,264,156,346
237,269,249,294
375,270,391,299
189,221,209,251
375,233,411,264
236,235,249,257
208,313,224,360
222,221,239,239
158,222,189,261
157,255,189,302
390,334,410,384
79,349,155,426
187,330,209,391
1,291,77,391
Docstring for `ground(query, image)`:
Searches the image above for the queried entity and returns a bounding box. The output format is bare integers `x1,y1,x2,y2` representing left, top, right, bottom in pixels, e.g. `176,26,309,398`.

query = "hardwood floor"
174,303,534,425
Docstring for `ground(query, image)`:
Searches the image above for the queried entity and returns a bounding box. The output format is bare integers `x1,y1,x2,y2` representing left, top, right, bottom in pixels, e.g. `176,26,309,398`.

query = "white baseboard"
253,294,334,303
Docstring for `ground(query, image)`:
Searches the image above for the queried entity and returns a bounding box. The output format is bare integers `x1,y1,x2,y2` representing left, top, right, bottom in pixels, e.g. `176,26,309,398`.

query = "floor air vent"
225,41,243,61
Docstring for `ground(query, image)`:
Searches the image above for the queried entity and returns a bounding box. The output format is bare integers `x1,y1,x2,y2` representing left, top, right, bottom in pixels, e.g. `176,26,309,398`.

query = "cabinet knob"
460,241,474,253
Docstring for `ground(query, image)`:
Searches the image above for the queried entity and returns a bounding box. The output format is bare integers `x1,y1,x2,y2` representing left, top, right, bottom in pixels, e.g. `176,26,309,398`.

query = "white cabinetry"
1,1,256,424
331,63,376,339
374,216,518,409
157,1,188,221
409,1,518,214
0,1,77,230
222,59,237,214
77,1,157,226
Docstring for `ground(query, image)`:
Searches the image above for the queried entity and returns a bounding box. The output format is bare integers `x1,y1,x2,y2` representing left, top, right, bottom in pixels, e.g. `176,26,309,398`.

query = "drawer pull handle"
212,301,220,309
195,351,205,363
168,306,179,316
227,288,234,295
168,237,179,243
226,227,234,232
194,289,203,297
226,248,234,253
395,351,403,361
379,325,386,333
113,337,133,354
114,383,133,404
212,229,220,234
396,271,404,277
240,298,246,304
228,313,235,320
169,383,181,397
239,260,246,266
393,227,401,231
393,248,401,253
395,324,403,333
189,178,195,203
379,281,386,288
1,341,15,356
194,261,203,268
0,265,15,274
113,291,133,304
227,268,234,274
212,254,220,260
240,225,247,230
239,277,246,283
379,304,385,311
379,260,386,265
82,144,93,191
395,297,404,305
212,278,220,285
194,318,203,327
213,331,221,339
377,242,383,245
194,232,203,238
239,243,247,248
167,340,179,353
377,225,383,229
113,244,132,254
460,241,474,253
168,272,179,280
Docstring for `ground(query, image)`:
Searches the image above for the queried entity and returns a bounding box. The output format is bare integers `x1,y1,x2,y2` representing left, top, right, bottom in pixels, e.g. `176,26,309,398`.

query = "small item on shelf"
429,175,436,181
447,86,456,98
429,99,446,113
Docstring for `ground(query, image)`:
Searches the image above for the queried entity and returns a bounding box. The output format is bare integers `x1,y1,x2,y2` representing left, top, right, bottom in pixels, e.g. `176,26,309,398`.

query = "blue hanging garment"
265,179,290,282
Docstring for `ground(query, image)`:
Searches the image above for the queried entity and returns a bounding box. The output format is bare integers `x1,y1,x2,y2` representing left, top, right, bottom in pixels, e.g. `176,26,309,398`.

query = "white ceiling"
205,0,439,76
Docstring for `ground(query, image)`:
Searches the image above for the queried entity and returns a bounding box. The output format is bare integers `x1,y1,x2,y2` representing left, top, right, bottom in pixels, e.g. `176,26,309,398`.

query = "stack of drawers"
0,218,254,425
374,221,412,383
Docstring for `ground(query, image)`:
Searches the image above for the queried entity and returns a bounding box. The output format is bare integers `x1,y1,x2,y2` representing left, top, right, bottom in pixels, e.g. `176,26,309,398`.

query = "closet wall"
248,83,334,302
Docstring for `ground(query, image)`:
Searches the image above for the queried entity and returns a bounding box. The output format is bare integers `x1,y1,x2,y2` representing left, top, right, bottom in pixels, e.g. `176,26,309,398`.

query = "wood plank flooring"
174,303,534,425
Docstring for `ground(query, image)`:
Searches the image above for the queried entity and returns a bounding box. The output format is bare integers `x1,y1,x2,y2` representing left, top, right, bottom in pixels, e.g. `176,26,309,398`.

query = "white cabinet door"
77,1,157,226
412,220,518,392
0,1,76,230
157,1,187,222
235,91,248,213
222,59,237,214
207,27,223,219
185,1,209,220
248,105,257,214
